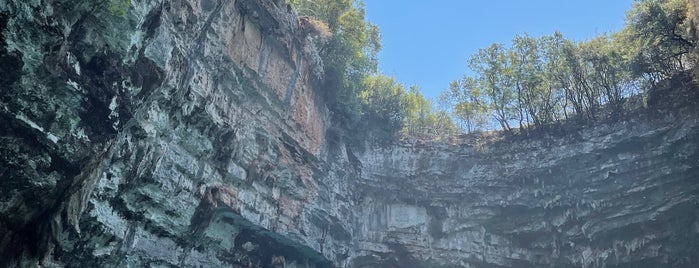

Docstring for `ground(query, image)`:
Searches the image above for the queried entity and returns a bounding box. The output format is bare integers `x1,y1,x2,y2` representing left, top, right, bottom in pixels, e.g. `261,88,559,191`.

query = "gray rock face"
1,0,345,267
1,0,697,267
354,113,699,267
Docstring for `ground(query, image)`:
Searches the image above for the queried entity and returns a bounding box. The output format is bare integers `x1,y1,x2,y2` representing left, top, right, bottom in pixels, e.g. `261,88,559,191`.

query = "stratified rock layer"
1,0,346,267
355,111,699,267
1,0,697,267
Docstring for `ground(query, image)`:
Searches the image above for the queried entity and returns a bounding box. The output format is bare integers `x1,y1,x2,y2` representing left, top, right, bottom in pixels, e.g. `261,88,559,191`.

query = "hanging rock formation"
1,0,698,267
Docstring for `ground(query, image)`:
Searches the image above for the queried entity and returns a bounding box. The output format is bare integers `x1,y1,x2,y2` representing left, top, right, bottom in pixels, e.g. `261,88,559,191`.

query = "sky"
363,0,635,101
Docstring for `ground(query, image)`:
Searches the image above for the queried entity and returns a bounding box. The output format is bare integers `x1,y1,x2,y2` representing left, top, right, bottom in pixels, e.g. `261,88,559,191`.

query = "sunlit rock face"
1,0,698,267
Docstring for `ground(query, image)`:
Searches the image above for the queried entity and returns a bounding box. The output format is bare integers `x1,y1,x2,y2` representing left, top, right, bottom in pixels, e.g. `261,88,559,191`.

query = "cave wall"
1,0,698,268
354,110,699,267
1,0,352,267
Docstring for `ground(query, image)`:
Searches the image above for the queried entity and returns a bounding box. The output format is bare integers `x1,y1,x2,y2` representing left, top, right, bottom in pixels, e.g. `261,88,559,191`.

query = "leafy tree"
538,32,575,120
531,34,568,125
359,74,406,137
426,110,458,137
556,36,605,121
404,86,431,135
469,43,516,131
579,35,633,118
440,78,487,133
403,86,458,137
622,0,696,85
510,34,546,128
444,0,697,134
357,76,458,139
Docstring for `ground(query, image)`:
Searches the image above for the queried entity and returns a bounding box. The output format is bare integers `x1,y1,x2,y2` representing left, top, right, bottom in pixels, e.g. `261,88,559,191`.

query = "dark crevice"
141,4,163,40
0,12,24,91
78,51,130,142
131,51,164,100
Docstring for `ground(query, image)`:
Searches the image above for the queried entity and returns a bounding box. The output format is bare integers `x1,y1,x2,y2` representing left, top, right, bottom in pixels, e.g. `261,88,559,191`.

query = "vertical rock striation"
1,0,698,267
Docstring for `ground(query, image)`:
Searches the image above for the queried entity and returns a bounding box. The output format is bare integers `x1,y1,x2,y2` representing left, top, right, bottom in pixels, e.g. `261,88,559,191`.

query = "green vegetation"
442,0,697,133
289,0,455,141
289,0,380,119
290,0,696,139
402,85,457,138
356,74,456,140
357,75,406,137
623,0,695,84
108,0,131,16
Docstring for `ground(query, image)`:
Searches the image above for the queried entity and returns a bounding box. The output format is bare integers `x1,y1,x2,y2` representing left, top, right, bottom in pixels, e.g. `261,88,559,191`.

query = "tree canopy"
289,0,456,141
442,0,697,133
290,0,697,139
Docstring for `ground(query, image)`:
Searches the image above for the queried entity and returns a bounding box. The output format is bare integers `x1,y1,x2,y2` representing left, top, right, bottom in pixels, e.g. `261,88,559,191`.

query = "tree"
623,0,696,85
404,86,457,137
557,36,604,121
511,34,546,128
579,35,633,118
445,0,697,134
404,85,430,135
359,74,406,137
539,31,574,120
426,110,458,137
469,43,516,131
440,78,487,133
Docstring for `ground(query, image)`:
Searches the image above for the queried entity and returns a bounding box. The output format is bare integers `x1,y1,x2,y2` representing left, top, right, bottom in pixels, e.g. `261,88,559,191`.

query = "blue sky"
363,0,634,101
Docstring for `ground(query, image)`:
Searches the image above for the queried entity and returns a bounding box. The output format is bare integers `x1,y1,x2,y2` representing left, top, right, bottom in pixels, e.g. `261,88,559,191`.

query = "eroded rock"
0,0,697,267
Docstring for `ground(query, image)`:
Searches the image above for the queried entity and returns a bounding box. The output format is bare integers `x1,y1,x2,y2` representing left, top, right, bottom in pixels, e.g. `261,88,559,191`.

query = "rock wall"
1,0,698,267
354,109,699,267
1,0,353,267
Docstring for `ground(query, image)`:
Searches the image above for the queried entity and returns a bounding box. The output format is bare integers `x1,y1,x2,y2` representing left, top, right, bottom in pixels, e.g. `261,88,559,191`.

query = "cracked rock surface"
1,0,698,267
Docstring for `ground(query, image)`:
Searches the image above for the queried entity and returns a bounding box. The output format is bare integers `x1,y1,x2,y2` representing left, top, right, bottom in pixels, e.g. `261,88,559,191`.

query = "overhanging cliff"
354,107,699,267
1,0,698,267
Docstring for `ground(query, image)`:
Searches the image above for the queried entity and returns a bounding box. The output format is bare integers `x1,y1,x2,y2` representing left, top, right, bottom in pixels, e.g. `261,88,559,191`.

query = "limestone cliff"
1,0,698,267
354,107,699,267
1,0,346,266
